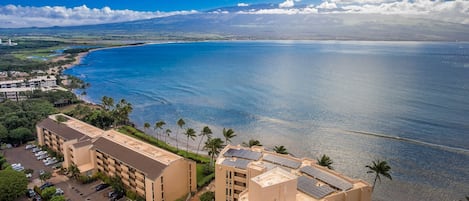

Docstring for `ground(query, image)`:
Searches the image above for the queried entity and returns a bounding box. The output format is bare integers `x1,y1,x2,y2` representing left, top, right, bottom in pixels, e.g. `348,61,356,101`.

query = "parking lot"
2,145,113,201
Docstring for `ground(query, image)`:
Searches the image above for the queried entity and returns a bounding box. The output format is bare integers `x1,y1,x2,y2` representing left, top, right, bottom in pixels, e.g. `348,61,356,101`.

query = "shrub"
200,191,215,201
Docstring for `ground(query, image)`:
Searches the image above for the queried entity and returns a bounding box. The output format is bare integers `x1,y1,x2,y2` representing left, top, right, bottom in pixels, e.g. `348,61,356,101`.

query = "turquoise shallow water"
65,41,469,201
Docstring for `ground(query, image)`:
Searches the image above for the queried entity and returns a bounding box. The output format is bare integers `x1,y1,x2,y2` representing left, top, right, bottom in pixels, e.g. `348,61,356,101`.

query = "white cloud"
334,0,469,24
0,4,197,28
237,6,318,14
317,2,338,9
237,3,249,7
279,0,295,8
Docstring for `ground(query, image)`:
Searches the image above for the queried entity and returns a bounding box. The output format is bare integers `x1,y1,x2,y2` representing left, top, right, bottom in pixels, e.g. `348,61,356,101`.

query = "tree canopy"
0,168,28,201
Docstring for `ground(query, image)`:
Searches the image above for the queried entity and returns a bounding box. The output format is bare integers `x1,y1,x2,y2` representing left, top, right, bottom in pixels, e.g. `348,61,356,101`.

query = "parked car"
25,144,36,150
39,182,54,190
43,157,56,164
109,191,124,201
37,154,48,160
39,169,45,176
45,159,58,166
31,147,41,153
26,173,32,178
55,188,64,195
12,163,24,171
26,189,36,198
32,195,42,201
95,183,110,191
35,151,47,157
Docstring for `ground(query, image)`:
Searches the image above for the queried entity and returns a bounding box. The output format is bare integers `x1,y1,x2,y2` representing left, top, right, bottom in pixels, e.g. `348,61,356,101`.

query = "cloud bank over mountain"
0,0,468,28
0,5,196,28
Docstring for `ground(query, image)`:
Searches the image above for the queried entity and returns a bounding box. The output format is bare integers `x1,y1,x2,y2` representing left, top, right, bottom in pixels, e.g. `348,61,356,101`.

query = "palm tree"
366,160,392,190
273,145,288,154
222,128,237,145
317,154,334,170
204,138,224,167
176,118,185,151
242,139,262,147
101,96,114,110
155,120,166,142
164,129,171,144
143,122,150,134
197,126,212,155
184,128,197,157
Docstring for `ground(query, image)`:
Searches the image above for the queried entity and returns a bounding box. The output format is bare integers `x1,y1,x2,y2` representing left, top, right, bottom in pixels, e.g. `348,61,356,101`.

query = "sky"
0,0,468,28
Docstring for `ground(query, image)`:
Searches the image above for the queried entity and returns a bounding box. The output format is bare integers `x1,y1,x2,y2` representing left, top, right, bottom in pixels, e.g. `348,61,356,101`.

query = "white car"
26,173,32,178
45,159,58,166
37,154,48,160
43,157,56,164
25,144,36,150
31,148,40,153
55,188,64,195
35,151,47,157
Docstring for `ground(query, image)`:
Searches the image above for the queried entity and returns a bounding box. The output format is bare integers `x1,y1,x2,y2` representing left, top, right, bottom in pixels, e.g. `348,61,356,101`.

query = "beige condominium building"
216,145,372,201
36,114,196,201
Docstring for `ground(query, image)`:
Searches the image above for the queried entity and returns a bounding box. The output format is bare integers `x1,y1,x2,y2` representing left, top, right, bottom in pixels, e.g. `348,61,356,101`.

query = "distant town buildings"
216,145,372,201
0,75,60,101
0,38,18,46
36,114,196,201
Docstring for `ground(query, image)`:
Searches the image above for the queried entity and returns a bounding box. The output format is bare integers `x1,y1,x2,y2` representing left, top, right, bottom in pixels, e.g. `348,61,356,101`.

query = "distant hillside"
2,4,469,41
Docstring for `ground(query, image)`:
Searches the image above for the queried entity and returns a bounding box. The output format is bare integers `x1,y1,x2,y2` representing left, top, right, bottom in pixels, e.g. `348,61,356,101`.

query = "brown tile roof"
72,140,92,148
93,137,168,180
37,118,89,141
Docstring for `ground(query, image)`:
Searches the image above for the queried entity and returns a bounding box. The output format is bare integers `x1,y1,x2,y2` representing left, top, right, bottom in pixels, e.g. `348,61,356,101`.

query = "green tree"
242,139,262,148
0,124,7,143
39,171,52,183
50,195,66,201
165,128,171,144
366,160,392,190
41,186,57,200
317,154,334,170
109,176,124,193
184,128,196,157
0,168,28,201
101,96,114,110
9,127,33,144
68,164,80,179
273,145,288,154
143,122,151,134
204,138,224,167
199,191,215,201
197,126,212,155
222,128,236,145
176,118,185,151
155,120,166,142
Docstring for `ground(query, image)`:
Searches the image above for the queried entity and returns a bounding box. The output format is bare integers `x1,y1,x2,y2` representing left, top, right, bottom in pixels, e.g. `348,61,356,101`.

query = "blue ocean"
65,41,469,201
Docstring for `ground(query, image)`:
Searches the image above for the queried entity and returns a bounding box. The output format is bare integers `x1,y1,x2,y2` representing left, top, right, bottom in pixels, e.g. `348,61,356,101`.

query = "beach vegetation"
176,118,186,151
197,126,212,156
273,145,288,154
242,139,262,148
50,195,66,201
154,120,166,142
317,154,334,170
204,137,224,167
222,128,236,145
366,160,392,190
184,128,197,157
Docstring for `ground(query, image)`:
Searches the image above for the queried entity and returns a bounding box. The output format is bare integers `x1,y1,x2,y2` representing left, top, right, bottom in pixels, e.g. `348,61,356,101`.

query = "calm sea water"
65,41,469,201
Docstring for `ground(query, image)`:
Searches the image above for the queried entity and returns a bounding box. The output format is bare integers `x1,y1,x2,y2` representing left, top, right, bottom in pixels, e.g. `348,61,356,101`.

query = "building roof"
93,137,168,180
71,140,92,149
37,118,89,141
251,167,297,188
